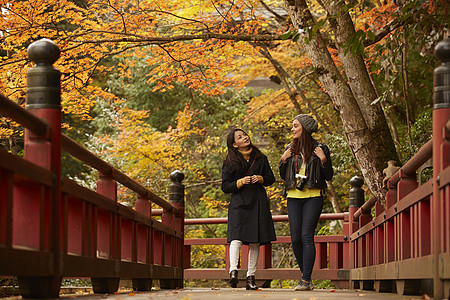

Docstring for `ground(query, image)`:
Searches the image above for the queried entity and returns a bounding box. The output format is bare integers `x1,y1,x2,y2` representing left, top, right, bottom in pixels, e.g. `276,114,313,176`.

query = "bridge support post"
395,279,421,295
93,173,120,294
133,193,153,291
16,39,62,299
432,38,450,300
348,176,364,289
160,170,185,289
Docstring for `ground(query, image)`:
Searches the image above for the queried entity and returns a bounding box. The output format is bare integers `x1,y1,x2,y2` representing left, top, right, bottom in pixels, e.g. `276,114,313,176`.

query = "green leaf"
312,19,326,36
355,29,364,38
371,95,384,105
305,36,311,45
281,31,292,40
342,4,349,12
351,43,358,54
358,43,365,55
344,45,350,55
308,27,314,42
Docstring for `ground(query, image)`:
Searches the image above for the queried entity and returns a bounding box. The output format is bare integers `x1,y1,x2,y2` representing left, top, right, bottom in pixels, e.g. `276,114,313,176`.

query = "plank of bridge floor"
54,287,427,300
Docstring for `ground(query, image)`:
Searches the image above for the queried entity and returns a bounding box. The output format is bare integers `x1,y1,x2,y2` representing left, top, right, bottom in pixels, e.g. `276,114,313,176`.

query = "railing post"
397,169,417,201
385,180,398,209
135,193,151,217
92,172,120,293
432,38,450,300
342,212,350,270
16,38,62,299
132,192,153,291
348,176,364,288
168,169,185,244
160,170,185,289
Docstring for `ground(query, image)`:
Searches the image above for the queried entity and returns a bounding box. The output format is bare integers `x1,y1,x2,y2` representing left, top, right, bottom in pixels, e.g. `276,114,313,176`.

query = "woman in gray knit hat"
279,114,333,291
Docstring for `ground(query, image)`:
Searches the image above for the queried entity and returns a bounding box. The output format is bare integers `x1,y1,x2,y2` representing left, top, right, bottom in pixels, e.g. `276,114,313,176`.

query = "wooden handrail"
185,212,348,225
387,138,433,186
353,196,376,220
0,92,178,215
353,138,433,221
62,134,178,215
0,93,48,136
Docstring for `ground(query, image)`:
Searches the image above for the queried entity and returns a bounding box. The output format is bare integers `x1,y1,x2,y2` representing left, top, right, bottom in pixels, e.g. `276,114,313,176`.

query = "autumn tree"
0,0,447,203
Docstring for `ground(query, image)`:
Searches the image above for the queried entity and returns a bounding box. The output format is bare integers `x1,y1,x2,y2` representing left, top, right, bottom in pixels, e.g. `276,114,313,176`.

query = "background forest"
0,0,448,287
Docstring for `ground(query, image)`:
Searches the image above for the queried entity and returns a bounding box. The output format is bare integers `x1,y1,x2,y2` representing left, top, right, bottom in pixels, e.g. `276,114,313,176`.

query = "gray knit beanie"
294,114,318,133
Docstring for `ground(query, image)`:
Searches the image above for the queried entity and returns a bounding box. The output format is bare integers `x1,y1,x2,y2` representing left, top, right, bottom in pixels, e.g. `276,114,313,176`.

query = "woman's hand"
281,148,293,163
314,146,326,165
241,176,252,185
250,175,260,184
241,175,261,184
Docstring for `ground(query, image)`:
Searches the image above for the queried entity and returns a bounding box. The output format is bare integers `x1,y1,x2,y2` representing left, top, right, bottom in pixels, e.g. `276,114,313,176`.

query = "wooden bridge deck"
10,287,425,300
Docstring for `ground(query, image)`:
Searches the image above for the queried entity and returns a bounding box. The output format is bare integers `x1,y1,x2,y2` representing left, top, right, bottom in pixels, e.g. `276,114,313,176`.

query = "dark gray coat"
222,152,276,244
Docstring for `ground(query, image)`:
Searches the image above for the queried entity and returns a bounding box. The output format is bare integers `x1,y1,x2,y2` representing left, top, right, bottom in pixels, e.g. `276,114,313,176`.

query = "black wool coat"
222,152,277,244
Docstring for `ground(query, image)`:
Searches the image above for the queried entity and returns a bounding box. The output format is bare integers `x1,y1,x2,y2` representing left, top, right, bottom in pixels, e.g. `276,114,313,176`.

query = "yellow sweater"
287,161,321,199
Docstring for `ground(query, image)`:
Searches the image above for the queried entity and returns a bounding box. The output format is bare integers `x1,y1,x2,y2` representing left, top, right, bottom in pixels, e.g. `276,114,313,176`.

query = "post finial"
170,170,185,183
350,176,364,188
26,39,61,109
349,176,364,207
434,38,450,63
434,38,450,109
27,38,61,66
169,170,185,204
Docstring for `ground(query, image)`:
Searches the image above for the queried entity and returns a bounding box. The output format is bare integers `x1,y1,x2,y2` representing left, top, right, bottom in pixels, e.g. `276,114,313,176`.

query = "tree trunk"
257,43,332,133
326,181,341,213
321,0,400,192
255,43,303,113
326,181,343,227
367,68,401,151
283,0,399,205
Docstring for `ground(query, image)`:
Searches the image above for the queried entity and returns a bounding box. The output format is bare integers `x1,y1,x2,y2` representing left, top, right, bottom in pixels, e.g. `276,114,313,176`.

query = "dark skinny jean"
287,196,324,282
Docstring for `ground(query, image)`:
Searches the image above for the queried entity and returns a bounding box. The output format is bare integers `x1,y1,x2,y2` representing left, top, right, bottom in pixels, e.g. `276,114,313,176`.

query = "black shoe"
229,270,238,288
246,275,258,290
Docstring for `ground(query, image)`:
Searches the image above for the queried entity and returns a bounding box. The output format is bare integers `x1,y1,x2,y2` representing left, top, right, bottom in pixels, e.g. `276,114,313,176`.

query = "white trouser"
229,240,260,277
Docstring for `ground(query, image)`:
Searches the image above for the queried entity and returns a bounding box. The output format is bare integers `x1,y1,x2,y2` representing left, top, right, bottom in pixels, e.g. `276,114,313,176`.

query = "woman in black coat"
222,128,276,290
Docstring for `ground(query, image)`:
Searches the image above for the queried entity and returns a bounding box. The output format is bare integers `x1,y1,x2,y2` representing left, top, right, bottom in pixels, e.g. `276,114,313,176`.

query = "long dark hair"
291,129,315,164
223,128,263,171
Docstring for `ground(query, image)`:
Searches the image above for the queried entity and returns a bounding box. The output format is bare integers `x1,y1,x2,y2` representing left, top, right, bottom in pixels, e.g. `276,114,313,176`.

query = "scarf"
238,148,253,162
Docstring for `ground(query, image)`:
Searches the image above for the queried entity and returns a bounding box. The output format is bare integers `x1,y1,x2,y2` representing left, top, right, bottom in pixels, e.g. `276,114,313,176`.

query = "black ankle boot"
246,275,258,290
229,270,238,288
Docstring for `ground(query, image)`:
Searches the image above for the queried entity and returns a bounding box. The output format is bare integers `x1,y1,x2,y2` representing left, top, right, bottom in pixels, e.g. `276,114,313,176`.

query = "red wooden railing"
348,38,450,299
0,39,185,298
183,213,350,288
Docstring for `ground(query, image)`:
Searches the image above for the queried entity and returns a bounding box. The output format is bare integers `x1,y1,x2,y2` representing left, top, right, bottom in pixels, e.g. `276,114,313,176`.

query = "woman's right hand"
241,176,252,185
281,148,293,163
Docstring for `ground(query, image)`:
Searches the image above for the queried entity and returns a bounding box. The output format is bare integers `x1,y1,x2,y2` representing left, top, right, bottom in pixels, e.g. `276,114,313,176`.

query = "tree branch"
69,32,284,44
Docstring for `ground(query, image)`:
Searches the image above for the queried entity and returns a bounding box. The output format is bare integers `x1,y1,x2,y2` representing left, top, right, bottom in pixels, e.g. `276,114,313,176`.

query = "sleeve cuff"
236,179,243,189
257,175,264,184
